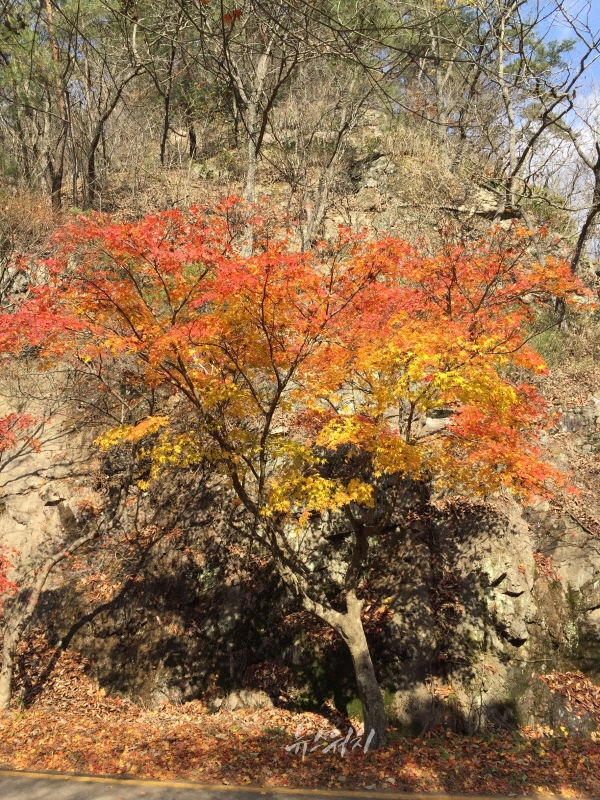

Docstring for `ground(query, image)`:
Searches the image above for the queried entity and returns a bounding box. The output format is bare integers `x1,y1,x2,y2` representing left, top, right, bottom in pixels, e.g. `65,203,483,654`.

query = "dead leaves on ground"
539,670,600,721
1,705,600,797
1,637,599,797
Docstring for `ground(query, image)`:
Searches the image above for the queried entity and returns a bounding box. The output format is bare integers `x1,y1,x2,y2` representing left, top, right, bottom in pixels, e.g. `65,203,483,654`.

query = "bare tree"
0,430,137,710
406,0,599,218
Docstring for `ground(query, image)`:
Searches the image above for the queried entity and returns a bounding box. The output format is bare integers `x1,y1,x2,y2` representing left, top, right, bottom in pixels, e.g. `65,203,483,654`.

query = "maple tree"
0,199,588,745
0,412,42,466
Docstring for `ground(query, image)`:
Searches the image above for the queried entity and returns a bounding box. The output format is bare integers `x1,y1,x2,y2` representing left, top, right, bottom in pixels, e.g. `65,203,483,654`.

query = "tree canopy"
0,199,589,743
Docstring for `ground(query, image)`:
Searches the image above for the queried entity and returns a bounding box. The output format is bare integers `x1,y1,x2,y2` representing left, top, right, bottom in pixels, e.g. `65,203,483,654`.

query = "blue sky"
542,0,600,86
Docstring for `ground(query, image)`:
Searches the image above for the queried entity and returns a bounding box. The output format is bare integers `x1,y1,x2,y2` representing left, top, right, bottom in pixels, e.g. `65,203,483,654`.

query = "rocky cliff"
1,142,599,735
2,370,599,736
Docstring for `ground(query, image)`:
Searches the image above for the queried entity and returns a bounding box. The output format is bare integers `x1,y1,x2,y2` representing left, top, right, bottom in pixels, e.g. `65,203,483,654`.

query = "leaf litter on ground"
0,634,598,797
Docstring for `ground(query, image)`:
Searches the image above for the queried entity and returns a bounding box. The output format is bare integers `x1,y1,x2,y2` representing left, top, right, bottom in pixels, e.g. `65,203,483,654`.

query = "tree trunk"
570,144,600,275
235,515,388,746
160,38,177,167
83,71,140,209
50,159,65,211
160,93,171,166
86,147,98,210
0,525,103,710
241,104,259,255
245,103,258,204
72,155,79,207
189,125,197,161
43,0,68,210
0,627,19,710
335,593,388,749
260,520,388,748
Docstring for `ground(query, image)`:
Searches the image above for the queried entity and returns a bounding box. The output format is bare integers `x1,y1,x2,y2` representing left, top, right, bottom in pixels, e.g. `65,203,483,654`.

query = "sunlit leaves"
95,416,170,450
1,200,591,521
0,413,40,454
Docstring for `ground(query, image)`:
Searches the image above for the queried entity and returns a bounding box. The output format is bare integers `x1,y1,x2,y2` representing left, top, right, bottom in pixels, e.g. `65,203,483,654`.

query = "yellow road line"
0,769,585,800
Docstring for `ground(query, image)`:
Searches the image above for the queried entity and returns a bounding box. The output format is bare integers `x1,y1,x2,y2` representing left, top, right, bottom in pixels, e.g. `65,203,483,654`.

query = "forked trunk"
0,526,101,709
0,467,132,710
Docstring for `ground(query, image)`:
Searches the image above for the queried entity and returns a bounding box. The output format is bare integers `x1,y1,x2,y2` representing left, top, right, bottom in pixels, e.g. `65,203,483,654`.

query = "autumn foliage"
0,199,590,744
1,199,587,510
0,413,40,456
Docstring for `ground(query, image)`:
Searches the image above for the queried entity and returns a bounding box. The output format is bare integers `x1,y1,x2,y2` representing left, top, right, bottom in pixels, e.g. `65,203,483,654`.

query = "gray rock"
220,690,274,711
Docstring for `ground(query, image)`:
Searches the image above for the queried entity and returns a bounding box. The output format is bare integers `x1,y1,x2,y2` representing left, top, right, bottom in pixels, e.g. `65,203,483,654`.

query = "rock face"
213,690,274,712
376,387,600,735
0,413,100,567
1,390,600,736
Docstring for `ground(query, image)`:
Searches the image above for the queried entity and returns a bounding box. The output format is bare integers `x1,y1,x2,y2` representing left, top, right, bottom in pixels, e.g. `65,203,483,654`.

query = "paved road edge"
0,768,594,800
